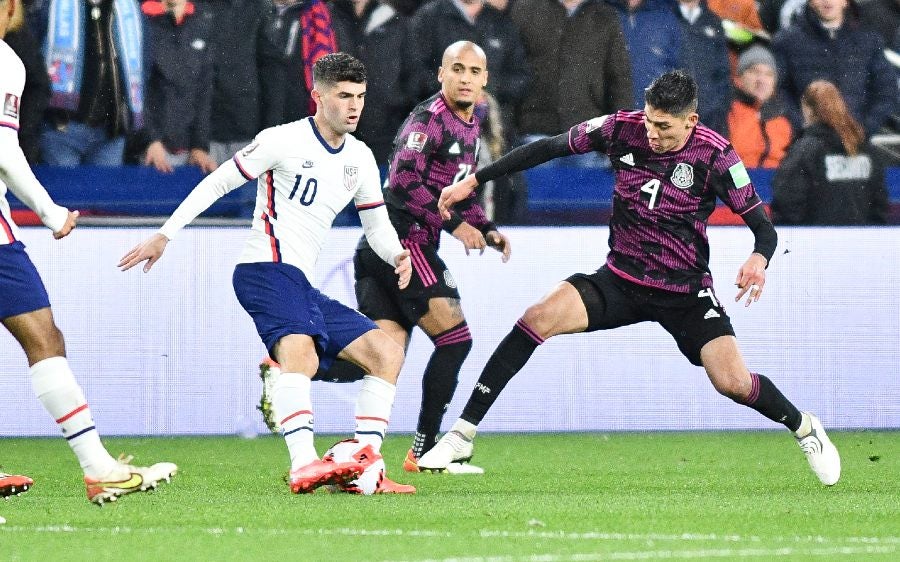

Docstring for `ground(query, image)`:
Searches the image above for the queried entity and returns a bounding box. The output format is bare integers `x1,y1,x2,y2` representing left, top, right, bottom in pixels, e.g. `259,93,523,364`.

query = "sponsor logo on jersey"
240,142,258,157
344,166,359,191
670,162,694,189
448,142,461,155
302,160,314,168
3,93,19,119
443,270,457,289
406,132,428,151
619,153,635,166
703,308,720,320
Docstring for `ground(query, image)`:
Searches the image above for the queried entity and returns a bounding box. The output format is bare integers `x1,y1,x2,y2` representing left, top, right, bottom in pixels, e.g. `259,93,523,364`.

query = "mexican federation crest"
670,162,694,189
344,166,358,191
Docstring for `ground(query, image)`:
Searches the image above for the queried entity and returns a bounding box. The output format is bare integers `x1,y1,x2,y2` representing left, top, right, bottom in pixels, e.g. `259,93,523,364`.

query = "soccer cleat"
796,412,841,486
416,431,475,473
0,473,33,498
375,474,416,494
289,459,364,494
258,357,282,434
403,448,484,474
85,456,177,505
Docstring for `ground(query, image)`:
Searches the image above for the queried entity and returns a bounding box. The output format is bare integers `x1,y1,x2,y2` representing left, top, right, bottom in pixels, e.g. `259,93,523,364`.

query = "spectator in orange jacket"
727,45,792,168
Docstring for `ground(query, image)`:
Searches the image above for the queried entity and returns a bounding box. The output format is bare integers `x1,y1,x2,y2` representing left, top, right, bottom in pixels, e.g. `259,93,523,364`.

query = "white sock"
30,357,116,478
452,419,478,440
272,372,317,470
354,375,395,451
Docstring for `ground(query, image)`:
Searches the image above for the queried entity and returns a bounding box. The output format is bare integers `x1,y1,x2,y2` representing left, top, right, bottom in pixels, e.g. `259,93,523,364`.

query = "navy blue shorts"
232,262,377,371
0,241,51,320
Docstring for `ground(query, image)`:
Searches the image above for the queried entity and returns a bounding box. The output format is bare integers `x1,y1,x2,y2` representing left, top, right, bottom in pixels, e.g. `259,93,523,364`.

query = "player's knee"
711,373,750,402
371,339,405,380
25,324,66,364
520,305,554,339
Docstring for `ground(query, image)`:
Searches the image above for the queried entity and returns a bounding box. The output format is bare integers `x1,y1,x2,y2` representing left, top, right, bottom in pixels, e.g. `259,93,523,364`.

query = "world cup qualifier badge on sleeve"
3,93,19,120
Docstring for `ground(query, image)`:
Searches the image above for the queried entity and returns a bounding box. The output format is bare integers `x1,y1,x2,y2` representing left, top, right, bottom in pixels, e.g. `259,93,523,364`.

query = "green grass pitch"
1,431,898,561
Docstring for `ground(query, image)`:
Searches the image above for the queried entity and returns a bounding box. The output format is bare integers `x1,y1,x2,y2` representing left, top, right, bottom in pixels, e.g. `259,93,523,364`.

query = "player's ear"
437,65,445,84
687,113,699,128
311,87,322,106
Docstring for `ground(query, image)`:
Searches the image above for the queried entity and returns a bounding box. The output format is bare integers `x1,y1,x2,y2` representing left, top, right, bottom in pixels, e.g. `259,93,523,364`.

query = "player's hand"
438,175,478,220
189,149,219,174
451,222,486,255
145,141,174,174
486,230,511,263
53,210,79,239
734,253,767,307
119,233,169,273
394,250,412,289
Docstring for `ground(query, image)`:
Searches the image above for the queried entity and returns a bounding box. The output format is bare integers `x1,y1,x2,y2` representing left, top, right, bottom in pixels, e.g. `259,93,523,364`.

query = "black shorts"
566,266,734,366
353,238,460,331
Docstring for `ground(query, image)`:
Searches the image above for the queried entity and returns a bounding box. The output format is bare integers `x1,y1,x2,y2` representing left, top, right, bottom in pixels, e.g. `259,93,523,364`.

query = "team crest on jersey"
344,166,359,191
406,132,428,152
3,93,19,119
443,270,457,289
240,142,259,157
670,163,694,189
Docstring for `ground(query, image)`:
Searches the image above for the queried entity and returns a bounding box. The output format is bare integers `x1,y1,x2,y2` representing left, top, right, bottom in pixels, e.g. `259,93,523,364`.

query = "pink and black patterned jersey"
384,93,494,248
569,110,764,293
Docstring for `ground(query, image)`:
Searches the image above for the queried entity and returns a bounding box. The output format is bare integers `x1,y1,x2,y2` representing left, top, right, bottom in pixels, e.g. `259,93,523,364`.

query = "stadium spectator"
260,0,337,128
758,0,806,35
207,0,280,166
4,3,47,163
858,0,900,50
705,0,767,80
606,0,681,109
329,0,415,164
424,70,842,489
510,0,632,138
1,0,177,505
727,45,792,168
675,0,731,135
772,80,888,225
771,0,898,139
142,0,218,173
120,53,416,495
41,0,145,166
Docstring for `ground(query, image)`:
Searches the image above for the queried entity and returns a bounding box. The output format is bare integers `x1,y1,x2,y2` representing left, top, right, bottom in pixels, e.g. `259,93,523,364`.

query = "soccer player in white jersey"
0,0,176,505
120,52,417,494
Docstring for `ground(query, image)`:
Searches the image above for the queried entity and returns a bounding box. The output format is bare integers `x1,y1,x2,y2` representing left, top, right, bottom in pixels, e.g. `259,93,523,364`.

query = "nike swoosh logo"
98,473,144,490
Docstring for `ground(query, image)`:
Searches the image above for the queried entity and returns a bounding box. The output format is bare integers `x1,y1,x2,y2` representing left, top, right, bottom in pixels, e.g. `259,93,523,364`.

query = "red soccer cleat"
0,473,33,497
289,459,364,494
375,474,416,494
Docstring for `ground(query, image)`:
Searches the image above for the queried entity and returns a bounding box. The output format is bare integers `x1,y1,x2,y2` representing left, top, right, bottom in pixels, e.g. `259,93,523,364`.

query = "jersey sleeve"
566,113,614,155
710,145,764,216
355,149,404,266
0,127,69,232
231,129,281,181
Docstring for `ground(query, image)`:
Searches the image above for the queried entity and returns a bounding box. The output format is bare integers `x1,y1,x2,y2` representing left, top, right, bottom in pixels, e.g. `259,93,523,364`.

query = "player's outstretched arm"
118,233,169,273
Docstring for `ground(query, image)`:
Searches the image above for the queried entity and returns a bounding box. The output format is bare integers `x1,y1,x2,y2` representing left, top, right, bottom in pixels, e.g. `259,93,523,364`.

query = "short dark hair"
644,70,698,116
312,52,367,88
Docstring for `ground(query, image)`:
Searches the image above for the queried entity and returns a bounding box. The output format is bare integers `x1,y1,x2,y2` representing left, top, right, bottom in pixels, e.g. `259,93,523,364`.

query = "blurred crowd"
6,0,900,224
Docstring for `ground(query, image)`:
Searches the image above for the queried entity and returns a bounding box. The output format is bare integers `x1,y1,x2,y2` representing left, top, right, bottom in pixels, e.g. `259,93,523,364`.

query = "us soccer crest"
3,93,19,119
344,166,359,191
670,162,694,189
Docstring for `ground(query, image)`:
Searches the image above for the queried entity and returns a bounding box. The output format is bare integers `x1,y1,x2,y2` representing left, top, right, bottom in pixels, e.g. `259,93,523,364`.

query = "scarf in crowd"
44,0,145,128
300,0,337,114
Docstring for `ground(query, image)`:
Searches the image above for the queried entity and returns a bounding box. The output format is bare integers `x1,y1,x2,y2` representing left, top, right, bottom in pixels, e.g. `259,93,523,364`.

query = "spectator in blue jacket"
771,0,897,139
675,0,731,135
606,0,681,108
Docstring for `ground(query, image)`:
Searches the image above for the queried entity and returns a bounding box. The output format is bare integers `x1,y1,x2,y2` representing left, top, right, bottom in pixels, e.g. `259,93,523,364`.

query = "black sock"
460,320,543,425
312,360,366,383
738,372,802,431
414,324,473,457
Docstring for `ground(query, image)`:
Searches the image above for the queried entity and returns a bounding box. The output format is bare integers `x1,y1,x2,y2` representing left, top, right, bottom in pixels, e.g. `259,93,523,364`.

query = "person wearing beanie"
727,44,793,168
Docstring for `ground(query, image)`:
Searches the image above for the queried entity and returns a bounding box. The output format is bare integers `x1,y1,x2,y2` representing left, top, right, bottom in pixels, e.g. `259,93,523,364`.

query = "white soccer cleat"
258,357,282,434
416,430,475,473
85,456,177,505
796,412,841,486
445,462,485,475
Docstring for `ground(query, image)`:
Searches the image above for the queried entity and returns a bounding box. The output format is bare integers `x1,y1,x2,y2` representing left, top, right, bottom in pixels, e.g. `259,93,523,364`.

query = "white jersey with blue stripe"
159,117,403,282
0,39,68,244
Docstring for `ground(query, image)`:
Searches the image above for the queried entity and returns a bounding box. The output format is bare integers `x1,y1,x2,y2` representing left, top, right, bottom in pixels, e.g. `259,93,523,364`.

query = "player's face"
643,104,698,154
316,81,366,136
438,50,488,113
